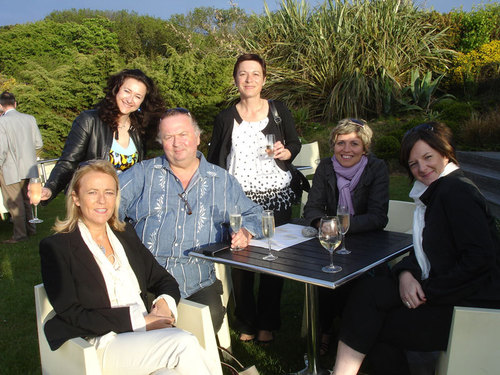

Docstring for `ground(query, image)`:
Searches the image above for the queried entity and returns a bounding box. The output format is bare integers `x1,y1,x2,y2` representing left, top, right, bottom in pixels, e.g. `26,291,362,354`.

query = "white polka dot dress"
226,118,294,211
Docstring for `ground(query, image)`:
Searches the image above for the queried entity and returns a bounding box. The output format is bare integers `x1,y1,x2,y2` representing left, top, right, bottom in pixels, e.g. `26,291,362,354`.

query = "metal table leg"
287,283,330,375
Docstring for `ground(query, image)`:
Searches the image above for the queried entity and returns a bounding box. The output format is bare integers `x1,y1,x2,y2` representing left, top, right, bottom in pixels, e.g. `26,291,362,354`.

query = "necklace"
117,117,131,130
98,243,117,266
98,244,106,255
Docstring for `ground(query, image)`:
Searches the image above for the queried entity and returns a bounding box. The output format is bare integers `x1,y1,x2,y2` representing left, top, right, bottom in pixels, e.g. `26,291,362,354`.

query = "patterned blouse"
109,138,138,172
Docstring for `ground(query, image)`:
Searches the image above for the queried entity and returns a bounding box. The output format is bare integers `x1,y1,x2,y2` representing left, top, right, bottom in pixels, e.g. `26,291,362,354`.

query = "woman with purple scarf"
303,118,389,355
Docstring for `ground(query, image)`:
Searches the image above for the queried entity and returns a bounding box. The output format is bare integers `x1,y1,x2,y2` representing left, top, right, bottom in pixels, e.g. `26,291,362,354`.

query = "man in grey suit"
0,92,43,243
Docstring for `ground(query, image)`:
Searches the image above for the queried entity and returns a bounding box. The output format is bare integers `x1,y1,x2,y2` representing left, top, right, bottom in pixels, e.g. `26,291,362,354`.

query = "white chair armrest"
176,299,222,374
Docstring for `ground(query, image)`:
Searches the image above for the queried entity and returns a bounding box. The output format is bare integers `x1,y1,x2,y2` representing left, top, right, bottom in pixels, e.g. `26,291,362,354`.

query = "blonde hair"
53,160,125,233
329,118,374,153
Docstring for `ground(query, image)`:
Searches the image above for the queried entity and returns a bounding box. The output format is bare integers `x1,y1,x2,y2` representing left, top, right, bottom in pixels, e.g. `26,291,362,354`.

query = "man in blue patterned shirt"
119,108,262,332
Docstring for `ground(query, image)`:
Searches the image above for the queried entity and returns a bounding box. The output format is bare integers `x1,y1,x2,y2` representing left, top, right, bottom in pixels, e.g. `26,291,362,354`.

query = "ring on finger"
404,300,411,308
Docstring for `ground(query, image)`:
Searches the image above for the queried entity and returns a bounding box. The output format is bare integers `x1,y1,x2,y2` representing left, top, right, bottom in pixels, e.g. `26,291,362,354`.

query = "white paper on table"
250,223,311,251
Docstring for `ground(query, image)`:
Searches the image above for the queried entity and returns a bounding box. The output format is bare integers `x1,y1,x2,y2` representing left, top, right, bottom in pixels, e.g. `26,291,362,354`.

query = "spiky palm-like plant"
243,0,453,121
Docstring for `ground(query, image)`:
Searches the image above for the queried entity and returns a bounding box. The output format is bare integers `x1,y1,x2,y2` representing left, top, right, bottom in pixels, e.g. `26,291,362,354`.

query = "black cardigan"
44,110,144,202
393,170,500,306
303,154,389,233
207,100,301,171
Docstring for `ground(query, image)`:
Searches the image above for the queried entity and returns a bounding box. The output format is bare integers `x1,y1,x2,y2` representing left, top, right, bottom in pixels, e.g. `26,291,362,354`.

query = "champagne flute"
319,216,342,273
29,177,43,224
262,210,277,261
337,205,351,255
229,205,242,251
265,134,275,158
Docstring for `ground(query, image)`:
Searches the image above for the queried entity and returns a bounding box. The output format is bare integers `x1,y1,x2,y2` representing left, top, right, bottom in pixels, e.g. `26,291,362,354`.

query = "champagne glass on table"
319,216,342,273
29,177,43,224
337,205,351,255
262,210,277,261
229,205,242,251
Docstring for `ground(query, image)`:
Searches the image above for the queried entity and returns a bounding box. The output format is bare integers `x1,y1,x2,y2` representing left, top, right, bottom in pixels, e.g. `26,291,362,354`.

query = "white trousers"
96,328,219,375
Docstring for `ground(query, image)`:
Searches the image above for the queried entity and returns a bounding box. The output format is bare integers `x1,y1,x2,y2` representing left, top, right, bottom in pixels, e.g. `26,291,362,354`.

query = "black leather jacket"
44,109,144,203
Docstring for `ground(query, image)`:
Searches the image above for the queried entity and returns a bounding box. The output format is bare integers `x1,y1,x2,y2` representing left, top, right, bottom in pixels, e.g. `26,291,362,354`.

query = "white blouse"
226,117,291,193
78,221,177,348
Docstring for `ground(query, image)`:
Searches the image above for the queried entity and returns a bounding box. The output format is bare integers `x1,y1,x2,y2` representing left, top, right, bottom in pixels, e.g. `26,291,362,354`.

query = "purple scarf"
332,155,368,215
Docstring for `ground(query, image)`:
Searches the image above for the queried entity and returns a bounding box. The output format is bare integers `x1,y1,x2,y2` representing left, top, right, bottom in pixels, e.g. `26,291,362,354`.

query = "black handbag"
268,100,310,204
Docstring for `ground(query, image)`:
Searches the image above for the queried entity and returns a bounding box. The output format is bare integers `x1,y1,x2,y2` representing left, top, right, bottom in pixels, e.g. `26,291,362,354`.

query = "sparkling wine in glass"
319,216,342,273
229,205,242,251
337,205,351,255
265,134,275,158
262,210,276,261
29,177,43,224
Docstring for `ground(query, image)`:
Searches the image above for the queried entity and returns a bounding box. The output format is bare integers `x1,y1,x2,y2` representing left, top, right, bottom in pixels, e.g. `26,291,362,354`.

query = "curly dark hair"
97,69,164,136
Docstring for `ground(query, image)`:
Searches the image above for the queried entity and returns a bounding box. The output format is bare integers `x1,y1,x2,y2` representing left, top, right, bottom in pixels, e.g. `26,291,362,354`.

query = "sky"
0,0,492,27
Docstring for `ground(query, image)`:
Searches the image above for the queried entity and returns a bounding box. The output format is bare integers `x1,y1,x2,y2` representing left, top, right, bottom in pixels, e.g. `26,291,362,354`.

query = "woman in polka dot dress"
207,53,301,344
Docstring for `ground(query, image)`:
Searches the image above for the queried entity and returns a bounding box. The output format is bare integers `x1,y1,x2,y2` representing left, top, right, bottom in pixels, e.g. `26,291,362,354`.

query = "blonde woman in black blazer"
40,160,218,375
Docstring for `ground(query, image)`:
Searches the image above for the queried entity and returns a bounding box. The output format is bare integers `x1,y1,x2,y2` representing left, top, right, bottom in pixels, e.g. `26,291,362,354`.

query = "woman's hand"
40,187,52,201
231,227,253,249
273,141,292,161
399,271,427,309
152,298,173,319
144,311,174,331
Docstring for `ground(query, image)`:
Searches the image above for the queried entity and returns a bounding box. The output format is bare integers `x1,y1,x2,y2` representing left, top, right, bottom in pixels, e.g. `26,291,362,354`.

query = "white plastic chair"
299,191,309,217
385,200,415,267
436,306,500,375
37,158,58,185
293,141,320,177
0,189,8,220
35,284,222,375
385,200,415,234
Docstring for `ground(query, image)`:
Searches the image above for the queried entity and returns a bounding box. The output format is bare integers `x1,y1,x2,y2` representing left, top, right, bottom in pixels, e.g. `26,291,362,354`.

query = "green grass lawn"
0,175,411,375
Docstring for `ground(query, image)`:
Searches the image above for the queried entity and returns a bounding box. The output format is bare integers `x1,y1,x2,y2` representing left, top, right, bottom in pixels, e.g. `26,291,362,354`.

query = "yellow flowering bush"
0,75,16,92
451,40,500,83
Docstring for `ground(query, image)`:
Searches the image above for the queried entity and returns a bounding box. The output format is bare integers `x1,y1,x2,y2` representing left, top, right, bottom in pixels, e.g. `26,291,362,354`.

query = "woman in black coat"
330,123,500,375
303,118,389,355
40,160,218,375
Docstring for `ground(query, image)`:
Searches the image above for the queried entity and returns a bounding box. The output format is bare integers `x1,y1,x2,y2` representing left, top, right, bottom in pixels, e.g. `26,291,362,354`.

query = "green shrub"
433,99,475,136
373,135,400,162
451,4,500,53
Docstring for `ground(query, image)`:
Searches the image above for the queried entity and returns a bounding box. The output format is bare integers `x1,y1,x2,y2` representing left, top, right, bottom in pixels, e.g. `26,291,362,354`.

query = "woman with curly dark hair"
41,69,164,204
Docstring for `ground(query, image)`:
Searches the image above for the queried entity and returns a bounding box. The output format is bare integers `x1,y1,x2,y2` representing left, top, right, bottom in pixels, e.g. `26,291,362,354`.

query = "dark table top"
190,230,413,289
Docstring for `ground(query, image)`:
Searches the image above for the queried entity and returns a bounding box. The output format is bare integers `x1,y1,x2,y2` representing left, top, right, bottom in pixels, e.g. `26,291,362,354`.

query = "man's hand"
231,227,253,249
399,271,426,309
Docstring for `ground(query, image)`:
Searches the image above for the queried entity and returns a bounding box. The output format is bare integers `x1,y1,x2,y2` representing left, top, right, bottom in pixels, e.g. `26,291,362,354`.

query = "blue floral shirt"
119,152,263,298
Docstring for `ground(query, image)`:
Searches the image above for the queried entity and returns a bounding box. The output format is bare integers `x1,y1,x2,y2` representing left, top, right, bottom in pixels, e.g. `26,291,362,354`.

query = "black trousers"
339,276,454,375
318,281,355,335
187,279,226,334
318,265,389,335
231,204,291,334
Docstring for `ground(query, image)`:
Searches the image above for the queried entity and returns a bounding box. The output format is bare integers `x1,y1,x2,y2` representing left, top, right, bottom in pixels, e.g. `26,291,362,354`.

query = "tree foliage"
0,4,496,159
